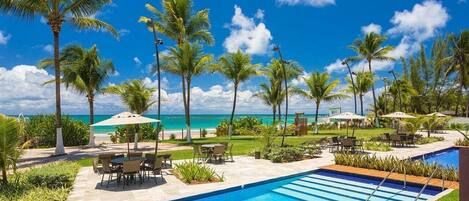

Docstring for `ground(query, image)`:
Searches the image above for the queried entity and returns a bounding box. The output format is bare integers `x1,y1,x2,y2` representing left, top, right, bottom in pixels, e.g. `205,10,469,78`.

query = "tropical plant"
0,114,22,184
0,0,118,156
105,80,156,115
348,72,373,116
255,82,283,122
210,50,259,139
415,136,444,145
443,30,469,117
455,138,469,146
363,141,392,152
420,116,449,137
140,0,213,46
291,72,347,133
39,45,114,146
268,146,304,163
162,42,212,142
173,161,223,184
349,32,395,126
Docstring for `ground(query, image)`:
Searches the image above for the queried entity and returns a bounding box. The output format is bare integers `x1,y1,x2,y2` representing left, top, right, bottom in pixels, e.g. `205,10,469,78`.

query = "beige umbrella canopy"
329,112,366,136
426,112,447,117
382,112,415,134
91,112,160,156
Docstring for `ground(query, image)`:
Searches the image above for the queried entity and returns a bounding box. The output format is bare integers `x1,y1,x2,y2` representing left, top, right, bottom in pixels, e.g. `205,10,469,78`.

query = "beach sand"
95,128,217,144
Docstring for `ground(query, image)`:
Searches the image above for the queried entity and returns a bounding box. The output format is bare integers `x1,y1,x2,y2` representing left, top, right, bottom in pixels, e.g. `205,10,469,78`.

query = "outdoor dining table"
111,156,146,165
200,144,224,163
201,144,224,149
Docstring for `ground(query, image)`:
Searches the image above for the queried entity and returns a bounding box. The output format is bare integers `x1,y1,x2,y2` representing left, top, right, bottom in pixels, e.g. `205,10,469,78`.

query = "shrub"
215,117,262,136
115,123,155,143
268,146,304,163
169,133,176,140
24,115,88,147
201,129,207,138
334,153,458,181
108,133,118,143
26,162,80,188
455,139,469,146
363,141,392,152
415,137,444,145
173,162,223,184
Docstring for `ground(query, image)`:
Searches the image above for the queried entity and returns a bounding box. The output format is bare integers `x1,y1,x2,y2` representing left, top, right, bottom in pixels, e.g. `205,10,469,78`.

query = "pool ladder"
415,167,446,201
366,164,408,201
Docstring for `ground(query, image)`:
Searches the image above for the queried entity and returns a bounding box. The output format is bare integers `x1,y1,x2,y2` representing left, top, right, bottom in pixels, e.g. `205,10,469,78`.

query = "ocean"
63,114,328,134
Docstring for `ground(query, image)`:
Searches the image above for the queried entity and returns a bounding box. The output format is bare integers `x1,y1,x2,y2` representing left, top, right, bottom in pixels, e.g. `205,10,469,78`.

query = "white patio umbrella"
329,112,366,136
426,112,447,117
91,112,160,156
382,112,415,134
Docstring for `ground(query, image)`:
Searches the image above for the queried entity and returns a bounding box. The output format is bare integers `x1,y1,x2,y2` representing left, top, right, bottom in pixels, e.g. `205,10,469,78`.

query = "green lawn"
437,190,459,201
77,128,391,167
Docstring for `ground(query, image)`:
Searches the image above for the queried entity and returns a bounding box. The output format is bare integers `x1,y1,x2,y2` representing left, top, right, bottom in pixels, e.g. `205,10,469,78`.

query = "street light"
273,45,288,147
388,70,402,111
342,59,357,114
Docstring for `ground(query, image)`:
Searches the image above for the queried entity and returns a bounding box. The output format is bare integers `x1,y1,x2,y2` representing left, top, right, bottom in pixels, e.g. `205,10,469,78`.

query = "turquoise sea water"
60,114,327,133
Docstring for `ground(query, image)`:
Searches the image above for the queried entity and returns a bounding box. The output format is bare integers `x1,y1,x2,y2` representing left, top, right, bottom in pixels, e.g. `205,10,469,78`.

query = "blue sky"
0,0,468,115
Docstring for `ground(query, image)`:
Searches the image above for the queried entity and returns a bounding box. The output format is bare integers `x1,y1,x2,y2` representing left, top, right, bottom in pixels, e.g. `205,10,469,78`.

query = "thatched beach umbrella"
329,112,366,136
91,112,160,156
382,112,415,134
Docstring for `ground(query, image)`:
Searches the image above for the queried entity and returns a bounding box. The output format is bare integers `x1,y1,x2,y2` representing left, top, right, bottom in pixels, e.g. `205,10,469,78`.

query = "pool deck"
67,130,464,201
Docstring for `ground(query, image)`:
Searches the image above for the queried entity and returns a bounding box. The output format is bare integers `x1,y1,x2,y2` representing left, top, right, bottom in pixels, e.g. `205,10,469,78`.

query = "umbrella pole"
346,120,349,137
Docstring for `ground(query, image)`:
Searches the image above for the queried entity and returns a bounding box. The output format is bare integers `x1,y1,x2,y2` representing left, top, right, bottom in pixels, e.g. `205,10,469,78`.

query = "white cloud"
255,9,265,20
361,23,382,34
223,5,273,55
325,59,346,73
388,0,449,41
276,0,335,7
0,31,11,45
43,44,53,54
133,57,142,66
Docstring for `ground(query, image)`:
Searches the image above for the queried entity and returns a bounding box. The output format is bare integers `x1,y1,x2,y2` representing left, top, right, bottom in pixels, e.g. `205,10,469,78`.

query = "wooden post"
181,129,184,140
162,129,164,140
461,147,469,201
200,128,202,138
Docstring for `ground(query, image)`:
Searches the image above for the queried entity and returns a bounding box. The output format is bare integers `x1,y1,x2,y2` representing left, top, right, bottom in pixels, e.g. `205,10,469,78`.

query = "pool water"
176,170,441,201
414,147,459,169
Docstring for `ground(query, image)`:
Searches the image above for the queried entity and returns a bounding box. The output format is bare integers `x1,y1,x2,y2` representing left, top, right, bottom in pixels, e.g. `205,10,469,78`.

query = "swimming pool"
413,147,459,169
175,169,442,201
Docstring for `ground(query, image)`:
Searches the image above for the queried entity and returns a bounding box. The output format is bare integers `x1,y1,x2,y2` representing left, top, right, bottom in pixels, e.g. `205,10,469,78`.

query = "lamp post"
388,70,402,111
273,45,288,147
342,59,357,114
150,18,163,157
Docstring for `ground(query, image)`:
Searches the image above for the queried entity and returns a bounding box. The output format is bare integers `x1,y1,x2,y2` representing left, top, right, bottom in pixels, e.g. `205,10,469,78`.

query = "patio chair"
381,133,391,145
390,134,405,147
112,153,124,159
128,152,143,158
327,138,339,152
354,139,364,153
92,157,103,174
192,144,204,162
406,134,416,147
100,158,120,188
142,157,164,184
212,145,225,163
224,143,234,162
158,154,172,168
341,138,355,153
122,160,143,188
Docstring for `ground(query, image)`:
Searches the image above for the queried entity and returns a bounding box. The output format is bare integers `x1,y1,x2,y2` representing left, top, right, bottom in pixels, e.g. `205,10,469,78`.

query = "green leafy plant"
363,141,392,152
26,162,80,189
24,115,88,148
215,117,263,136
170,134,176,140
108,133,118,144
415,137,444,145
268,146,304,163
334,153,458,181
201,129,207,138
173,161,223,184
0,114,23,184
455,139,469,146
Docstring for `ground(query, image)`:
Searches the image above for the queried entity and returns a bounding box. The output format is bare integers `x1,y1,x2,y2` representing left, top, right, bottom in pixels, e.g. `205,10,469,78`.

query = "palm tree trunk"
314,101,320,134
53,31,65,155
229,83,238,139
360,93,364,116
277,104,281,122
368,60,379,127
181,75,190,142
346,63,357,114
2,168,7,184
466,89,469,117
186,79,192,142
272,106,277,124
88,95,95,147
455,81,463,116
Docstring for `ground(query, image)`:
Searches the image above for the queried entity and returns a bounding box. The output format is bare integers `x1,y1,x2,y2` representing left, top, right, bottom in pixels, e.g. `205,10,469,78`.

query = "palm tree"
39,45,115,146
0,114,22,184
255,82,283,123
0,0,118,155
105,80,156,115
352,72,373,116
291,72,346,134
349,32,394,127
210,50,258,138
162,42,212,142
143,0,213,46
443,30,469,117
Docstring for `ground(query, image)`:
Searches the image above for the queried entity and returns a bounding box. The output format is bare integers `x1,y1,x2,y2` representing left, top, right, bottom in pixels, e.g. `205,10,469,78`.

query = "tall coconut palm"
353,72,373,116
349,33,394,127
39,45,115,146
255,82,283,123
210,50,259,138
291,72,347,134
142,0,213,46
443,30,469,117
0,114,22,184
162,42,212,142
0,0,118,155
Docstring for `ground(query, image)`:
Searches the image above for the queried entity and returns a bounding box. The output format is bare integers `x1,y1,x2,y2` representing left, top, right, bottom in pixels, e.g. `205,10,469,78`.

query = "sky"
0,0,468,115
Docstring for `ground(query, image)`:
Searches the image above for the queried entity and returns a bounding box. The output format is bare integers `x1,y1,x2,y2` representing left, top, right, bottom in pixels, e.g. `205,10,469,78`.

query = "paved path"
18,142,191,169
67,130,464,201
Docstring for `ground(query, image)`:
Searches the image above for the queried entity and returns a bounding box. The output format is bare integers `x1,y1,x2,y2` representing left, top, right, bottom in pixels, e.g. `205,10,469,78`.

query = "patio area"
67,131,463,201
